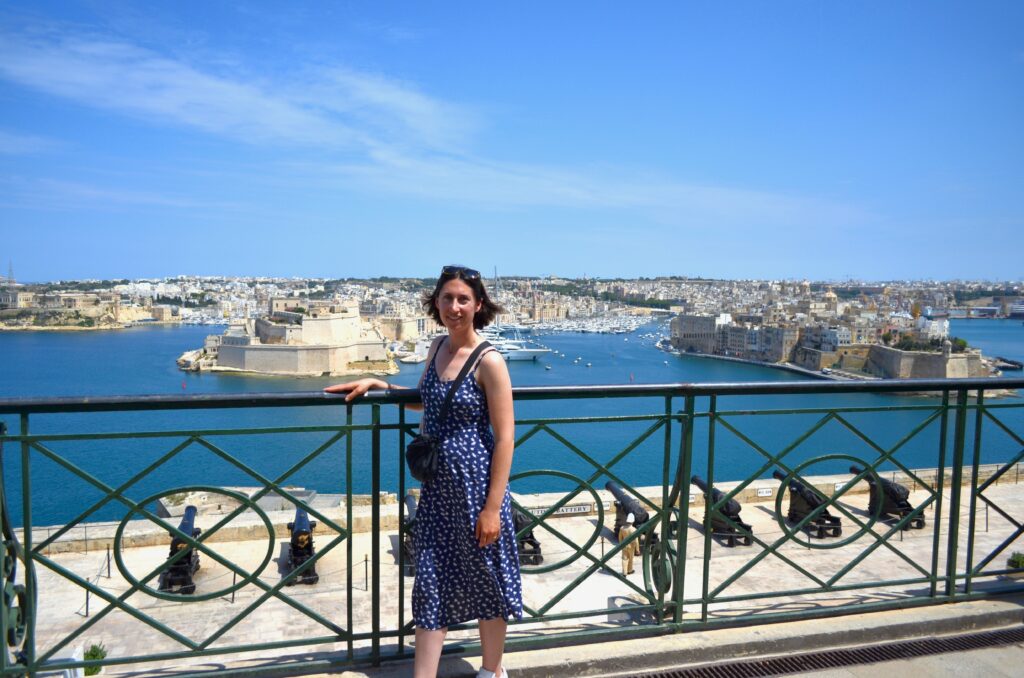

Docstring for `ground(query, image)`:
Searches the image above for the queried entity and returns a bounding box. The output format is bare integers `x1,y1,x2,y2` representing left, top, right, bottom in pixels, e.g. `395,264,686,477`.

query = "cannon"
513,507,544,566
605,481,657,546
401,494,418,577
691,475,752,547
773,470,842,538
850,465,925,529
285,508,319,585
158,505,201,594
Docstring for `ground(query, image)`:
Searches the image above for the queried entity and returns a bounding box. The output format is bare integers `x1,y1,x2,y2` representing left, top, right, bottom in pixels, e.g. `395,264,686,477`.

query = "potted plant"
1006,551,1024,579
84,642,107,676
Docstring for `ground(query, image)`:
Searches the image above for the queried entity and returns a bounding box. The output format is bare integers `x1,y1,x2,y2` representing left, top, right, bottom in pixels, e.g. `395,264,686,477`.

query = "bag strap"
438,340,492,421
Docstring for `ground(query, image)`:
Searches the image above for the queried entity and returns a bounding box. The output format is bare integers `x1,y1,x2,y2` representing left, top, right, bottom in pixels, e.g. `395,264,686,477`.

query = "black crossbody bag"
406,340,492,482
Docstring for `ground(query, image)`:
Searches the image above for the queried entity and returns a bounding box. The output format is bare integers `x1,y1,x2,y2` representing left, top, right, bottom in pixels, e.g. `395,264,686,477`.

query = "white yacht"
495,340,552,361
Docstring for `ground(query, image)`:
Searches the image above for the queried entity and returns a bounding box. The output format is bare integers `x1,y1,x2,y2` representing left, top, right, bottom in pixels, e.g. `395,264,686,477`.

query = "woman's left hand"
475,507,500,547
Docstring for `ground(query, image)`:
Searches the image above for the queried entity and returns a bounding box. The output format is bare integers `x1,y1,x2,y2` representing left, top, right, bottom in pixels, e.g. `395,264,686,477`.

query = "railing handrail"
0,377,1020,414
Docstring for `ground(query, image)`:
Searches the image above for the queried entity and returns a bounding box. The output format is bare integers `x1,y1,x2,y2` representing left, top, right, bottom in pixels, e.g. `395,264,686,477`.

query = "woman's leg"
479,617,508,674
414,627,447,678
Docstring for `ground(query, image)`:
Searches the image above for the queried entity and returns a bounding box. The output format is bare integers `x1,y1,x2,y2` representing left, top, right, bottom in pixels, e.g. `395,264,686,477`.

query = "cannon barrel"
285,508,318,585
849,465,920,527
289,508,313,537
170,505,200,550
691,475,751,546
691,475,741,517
605,480,650,525
773,470,825,507
773,469,842,537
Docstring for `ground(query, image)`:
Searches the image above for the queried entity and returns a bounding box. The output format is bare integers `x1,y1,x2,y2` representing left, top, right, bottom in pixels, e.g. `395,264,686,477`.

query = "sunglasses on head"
441,265,481,280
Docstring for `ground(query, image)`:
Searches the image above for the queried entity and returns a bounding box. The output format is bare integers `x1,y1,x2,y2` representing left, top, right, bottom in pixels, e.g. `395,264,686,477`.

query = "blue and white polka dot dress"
412,346,524,630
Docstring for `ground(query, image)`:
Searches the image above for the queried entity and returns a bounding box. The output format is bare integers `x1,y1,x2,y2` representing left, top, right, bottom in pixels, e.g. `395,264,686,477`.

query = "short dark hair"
422,267,504,330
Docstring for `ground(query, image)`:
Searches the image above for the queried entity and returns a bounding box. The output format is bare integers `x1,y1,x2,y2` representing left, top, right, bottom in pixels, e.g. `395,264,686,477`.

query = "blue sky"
1,1,1021,282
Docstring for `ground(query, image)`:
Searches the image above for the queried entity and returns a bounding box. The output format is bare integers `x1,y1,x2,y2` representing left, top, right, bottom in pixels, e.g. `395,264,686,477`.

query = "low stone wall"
23,463,1023,554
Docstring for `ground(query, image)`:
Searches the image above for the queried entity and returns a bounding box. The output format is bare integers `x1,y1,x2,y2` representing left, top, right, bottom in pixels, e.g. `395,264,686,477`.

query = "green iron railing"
1,377,1023,676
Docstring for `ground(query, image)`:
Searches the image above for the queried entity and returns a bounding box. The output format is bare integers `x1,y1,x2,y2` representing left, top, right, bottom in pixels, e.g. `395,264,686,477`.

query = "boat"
994,356,1023,371
495,340,552,361
399,353,427,364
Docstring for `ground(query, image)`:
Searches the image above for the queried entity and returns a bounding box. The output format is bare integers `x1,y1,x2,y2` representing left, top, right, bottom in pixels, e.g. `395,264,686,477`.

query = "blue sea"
1,319,1021,527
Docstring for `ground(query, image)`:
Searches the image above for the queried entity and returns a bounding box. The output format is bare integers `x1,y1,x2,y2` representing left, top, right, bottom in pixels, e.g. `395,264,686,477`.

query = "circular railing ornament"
508,469,604,575
773,454,883,550
113,486,276,602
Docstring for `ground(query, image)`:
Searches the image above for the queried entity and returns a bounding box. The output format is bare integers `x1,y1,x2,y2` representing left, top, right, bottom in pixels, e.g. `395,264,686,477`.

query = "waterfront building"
0,290,34,309
670,314,725,354
197,301,394,377
760,325,800,363
376,315,439,342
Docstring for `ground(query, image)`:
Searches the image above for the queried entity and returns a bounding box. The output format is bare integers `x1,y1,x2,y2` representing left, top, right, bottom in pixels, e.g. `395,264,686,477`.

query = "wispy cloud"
0,29,365,148
0,24,868,230
355,21,421,44
0,176,233,211
0,129,61,154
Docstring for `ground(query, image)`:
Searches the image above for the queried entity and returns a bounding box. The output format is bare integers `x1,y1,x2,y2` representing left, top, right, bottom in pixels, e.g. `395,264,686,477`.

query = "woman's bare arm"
475,350,515,547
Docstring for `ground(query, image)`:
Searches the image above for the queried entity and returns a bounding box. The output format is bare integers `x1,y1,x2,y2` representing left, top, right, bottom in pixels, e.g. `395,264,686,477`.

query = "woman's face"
436,278,481,332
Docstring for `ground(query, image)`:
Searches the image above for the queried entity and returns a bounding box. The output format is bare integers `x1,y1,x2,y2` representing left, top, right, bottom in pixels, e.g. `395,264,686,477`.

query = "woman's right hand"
323,378,386,402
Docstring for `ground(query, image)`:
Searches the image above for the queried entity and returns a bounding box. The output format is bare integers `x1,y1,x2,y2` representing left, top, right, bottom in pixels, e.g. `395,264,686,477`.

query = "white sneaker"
476,668,508,678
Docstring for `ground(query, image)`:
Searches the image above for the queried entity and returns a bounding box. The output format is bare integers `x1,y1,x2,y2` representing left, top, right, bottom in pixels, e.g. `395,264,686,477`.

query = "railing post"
371,403,381,666
700,395,717,624
963,389,985,595
345,403,354,661
1,420,8,674
658,395,672,623
397,403,408,654
929,391,950,597
672,394,695,624
19,413,34,672
944,388,969,597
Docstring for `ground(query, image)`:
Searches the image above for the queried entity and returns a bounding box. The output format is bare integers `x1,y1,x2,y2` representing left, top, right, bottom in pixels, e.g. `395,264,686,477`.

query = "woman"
325,265,522,678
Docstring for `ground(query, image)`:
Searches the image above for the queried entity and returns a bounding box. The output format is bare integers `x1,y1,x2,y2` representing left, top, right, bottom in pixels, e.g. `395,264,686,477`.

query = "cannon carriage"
285,508,319,585
158,505,201,594
691,475,753,547
773,470,842,538
513,507,544,566
850,465,925,529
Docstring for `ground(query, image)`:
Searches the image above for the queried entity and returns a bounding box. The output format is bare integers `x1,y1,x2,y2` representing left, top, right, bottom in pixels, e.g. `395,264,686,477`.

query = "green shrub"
1008,551,1024,570
84,642,107,675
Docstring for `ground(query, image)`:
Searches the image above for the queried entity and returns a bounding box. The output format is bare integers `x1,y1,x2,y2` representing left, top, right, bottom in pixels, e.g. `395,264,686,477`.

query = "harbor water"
0,319,1021,527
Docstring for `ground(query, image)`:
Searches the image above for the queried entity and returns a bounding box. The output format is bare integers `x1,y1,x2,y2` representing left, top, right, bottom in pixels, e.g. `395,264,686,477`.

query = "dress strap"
469,346,498,373
427,337,446,369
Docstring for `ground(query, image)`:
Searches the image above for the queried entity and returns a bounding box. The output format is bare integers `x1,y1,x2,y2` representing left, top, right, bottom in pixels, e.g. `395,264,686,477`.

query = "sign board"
756,488,773,497
529,503,591,517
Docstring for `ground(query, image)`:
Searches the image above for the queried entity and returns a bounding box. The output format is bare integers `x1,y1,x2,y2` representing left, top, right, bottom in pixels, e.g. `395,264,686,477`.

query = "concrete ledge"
316,594,1024,677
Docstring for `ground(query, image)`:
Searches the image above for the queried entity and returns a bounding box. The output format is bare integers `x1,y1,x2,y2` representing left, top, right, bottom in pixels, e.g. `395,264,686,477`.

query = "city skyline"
2,2,1022,282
